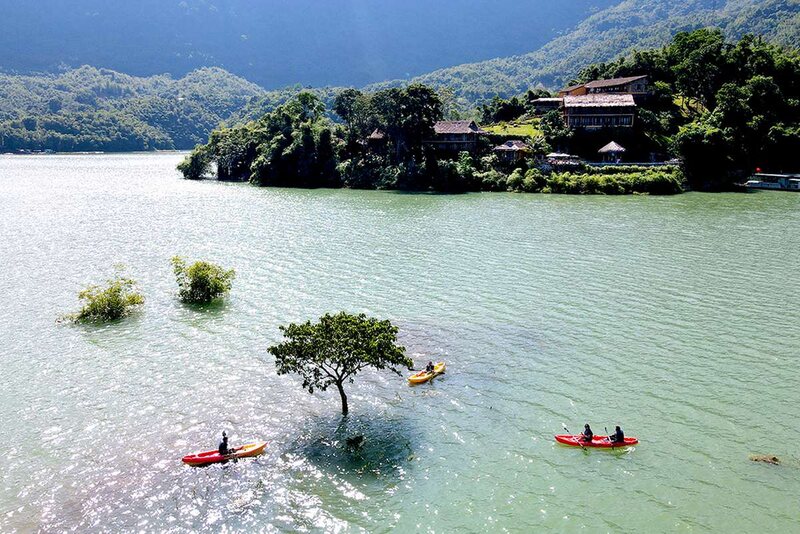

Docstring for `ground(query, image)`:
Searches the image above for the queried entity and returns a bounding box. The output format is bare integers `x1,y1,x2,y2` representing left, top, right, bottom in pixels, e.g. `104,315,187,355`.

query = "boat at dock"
744,173,800,191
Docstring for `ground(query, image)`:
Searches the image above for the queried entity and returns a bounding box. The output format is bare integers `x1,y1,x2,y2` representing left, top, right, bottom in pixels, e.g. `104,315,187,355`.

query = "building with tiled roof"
426,120,487,153
563,94,636,128
585,75,649,94
558,84,588,97
530,97,563,114
559,75,649,101
493,140,531,163
433,120,486,135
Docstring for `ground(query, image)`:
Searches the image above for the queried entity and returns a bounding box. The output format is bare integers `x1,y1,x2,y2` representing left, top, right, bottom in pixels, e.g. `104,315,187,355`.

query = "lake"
1,153,798,532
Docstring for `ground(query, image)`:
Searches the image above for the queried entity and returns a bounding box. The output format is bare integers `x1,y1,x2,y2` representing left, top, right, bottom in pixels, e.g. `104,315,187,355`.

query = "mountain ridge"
2,0,799,151
0,66,265,151
0,0,615,88
367,0,800,103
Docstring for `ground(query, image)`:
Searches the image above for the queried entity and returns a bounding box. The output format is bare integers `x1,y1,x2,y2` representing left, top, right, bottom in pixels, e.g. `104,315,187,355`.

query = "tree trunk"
336,381,348,416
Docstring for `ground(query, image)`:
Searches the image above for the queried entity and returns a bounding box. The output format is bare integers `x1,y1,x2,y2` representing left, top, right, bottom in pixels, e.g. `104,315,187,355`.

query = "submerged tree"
268,312,412,416
67,272,144,323
171,256,236,304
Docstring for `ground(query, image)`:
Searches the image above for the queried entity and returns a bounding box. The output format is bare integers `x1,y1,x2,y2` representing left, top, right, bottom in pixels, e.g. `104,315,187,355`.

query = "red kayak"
182,442,267,466
555,434,639,448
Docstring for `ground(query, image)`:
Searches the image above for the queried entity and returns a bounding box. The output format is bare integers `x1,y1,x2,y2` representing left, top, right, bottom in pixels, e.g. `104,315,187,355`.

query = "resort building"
493,140,531,163
559,75,650,102
562,94,637,129
585,75,649,96
529,97,563,115
425,120,487,153
558,84,588,97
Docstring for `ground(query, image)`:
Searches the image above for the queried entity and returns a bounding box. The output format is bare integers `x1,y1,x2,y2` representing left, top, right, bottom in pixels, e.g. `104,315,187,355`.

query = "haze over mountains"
1,0,798,152
0,0,616,88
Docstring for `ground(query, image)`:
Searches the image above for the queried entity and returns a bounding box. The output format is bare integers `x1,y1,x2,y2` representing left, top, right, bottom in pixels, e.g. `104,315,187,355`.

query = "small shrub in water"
171,256,235,304
69,275,144,322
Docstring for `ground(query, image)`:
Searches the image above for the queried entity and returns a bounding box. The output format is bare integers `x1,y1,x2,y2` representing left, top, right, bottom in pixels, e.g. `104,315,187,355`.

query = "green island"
179,30,800,194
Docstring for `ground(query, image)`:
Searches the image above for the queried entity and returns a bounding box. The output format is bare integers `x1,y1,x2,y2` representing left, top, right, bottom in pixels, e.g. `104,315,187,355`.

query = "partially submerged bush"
171,256,235,304
68,275,144,322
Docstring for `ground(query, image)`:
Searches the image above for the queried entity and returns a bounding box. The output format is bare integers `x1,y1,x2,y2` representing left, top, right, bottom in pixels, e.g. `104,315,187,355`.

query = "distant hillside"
373,0,800,104
0,0,615,89
3,0,799,152
0,66,265,151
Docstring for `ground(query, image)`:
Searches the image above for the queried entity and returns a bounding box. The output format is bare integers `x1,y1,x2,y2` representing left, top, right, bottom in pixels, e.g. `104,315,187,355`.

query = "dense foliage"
185,27,800,192
0,66,265,152
572,30,800,188
485,164,683,195
542,169,684,195
268,312,412,415
4,2,798,154
179,84,447,189
171,257,236,304
67,274,144,323
181,84,689,195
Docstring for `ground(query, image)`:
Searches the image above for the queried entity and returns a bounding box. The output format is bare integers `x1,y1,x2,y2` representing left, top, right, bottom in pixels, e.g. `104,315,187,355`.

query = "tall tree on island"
372,84,443,162
268,312,412,416
332,88,376,146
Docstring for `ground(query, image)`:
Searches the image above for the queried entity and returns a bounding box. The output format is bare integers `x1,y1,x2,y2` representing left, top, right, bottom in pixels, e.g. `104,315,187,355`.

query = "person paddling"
608,425,624,443
581,424,594,442
425,361,435,374
218,431,233,456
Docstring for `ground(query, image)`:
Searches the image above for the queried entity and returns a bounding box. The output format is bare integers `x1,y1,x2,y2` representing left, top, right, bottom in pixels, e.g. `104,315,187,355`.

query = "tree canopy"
268,312,412,415
570,29,800,188
178,84,446,190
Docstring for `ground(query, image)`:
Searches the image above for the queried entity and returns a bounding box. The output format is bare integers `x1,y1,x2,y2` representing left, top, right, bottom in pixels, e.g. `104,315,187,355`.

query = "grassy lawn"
483,118,541,138
674,95,707,118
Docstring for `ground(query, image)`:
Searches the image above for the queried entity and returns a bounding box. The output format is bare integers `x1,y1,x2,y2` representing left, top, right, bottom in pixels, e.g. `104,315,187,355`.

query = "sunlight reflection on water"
0,154,799,532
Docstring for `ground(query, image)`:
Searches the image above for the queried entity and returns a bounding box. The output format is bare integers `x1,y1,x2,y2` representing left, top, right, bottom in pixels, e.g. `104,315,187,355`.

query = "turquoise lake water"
0,153,798,532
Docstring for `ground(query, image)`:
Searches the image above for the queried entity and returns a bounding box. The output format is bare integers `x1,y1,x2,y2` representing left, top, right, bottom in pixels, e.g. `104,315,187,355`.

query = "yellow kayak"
408,362,446,384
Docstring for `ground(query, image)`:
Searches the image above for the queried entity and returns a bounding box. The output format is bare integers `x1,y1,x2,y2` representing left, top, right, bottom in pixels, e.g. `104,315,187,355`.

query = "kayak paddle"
605,426,615,449
562,423,586,450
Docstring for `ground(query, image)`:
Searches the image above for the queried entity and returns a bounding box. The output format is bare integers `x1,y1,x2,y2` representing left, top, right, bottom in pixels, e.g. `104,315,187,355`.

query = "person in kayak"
609,426,624,443
218,431,233,456
425,361,435,374
581,424,594,442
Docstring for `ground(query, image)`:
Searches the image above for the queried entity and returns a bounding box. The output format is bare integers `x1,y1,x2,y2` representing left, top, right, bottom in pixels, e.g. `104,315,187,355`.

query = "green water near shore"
1,153,798,532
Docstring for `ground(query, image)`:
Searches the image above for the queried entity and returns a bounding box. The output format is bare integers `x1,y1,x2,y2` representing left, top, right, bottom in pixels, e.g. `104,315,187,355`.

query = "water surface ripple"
1,154,799,532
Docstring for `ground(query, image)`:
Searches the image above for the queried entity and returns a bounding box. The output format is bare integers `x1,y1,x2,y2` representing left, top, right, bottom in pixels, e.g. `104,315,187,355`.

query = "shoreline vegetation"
178,30,799,195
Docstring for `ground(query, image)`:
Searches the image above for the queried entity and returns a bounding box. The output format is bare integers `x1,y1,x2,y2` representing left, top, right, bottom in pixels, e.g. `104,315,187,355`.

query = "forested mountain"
2,0,799,152
180,29,799,193
375,0,800,103
0,66,265,151
0,0,614,89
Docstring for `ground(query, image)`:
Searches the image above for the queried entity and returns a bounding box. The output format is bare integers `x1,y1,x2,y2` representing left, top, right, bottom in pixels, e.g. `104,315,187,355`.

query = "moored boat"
744,173,800,191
